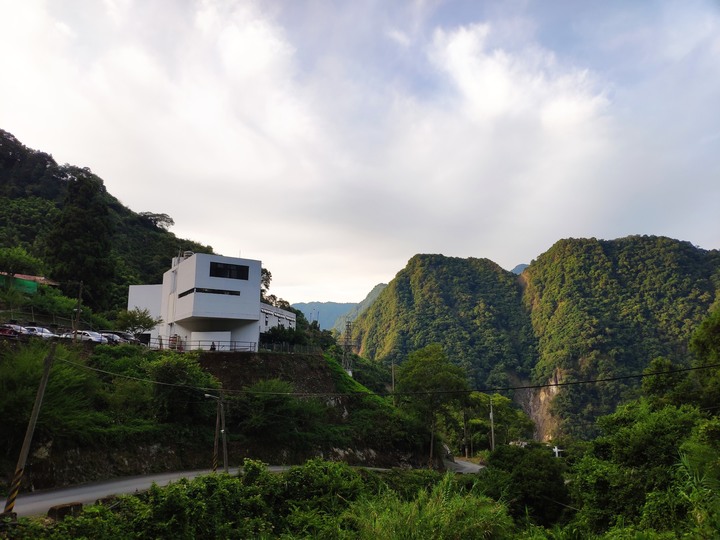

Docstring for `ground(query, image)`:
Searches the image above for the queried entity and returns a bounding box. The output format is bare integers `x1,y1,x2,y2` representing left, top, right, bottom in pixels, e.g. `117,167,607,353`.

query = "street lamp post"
204,392,228,473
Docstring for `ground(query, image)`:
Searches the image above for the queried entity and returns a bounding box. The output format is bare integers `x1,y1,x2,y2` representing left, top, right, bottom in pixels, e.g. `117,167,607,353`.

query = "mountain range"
293,283,387,331
350,238,720,439
3,128,719,440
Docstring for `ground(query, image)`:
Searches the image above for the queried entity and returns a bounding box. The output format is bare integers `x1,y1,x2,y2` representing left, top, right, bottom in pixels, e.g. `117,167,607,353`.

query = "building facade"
128,252,295,350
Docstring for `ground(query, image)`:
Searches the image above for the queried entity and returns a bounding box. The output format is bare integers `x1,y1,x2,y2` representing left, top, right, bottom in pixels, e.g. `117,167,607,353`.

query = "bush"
340,473,514,539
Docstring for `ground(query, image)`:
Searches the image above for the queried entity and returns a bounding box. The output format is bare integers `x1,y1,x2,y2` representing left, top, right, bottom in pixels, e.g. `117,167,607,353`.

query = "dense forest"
353,239,720,438
0,129,213,313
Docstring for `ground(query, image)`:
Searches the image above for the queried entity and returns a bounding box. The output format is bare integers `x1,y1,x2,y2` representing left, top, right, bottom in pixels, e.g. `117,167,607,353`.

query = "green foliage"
0,196,60,252
341,473,514,539
344,352,391,394
11,461,516,539
396,344,470,463
569,399,704,533
483,443,570,527
354,254,537,389
0,246,43,279
0,343,229,464
0,342,112,458
524,236,719,437
230,379,335,450
444,392,534,455
262,307,337,350
144,351,218,424
42,170,115,312
0,129,214,314
115,307,162,335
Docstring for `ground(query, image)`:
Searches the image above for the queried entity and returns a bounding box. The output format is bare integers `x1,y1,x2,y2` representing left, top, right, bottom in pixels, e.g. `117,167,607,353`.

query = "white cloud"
0,1,718,302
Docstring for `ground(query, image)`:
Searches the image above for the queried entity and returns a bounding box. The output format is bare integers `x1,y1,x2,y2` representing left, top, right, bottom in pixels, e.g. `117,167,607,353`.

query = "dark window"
179,287,241,298
210,262,249,280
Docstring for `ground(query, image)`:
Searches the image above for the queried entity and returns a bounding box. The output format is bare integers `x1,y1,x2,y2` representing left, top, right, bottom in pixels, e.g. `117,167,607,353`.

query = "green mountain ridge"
4,128,720,440
352,238,720,438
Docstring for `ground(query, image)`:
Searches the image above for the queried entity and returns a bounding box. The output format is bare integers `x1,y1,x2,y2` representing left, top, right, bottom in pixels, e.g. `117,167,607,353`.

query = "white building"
128,251,295,351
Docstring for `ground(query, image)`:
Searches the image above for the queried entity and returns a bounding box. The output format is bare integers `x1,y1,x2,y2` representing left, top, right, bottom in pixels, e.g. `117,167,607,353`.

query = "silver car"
25,326,59,340
60,330,108,343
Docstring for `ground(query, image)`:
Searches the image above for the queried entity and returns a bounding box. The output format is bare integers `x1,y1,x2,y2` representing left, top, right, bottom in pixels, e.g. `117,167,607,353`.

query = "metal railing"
0,310,92,332
146,337,257,352
258,342,324,354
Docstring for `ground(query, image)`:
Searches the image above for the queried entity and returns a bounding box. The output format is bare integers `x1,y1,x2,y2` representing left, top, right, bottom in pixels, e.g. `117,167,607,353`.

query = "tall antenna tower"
342,319,356,376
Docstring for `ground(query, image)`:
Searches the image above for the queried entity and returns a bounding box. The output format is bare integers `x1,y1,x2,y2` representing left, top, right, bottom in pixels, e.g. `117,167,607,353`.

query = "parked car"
25,326,59,340
100,332,126,344
3,323,29,335
0,324,29,340
59,330,108,343
99,330,141,344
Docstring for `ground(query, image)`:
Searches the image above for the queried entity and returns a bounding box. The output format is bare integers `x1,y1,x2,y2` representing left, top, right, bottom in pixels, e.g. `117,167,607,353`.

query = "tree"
485,442,570,526
689,305,720,410
0,246,43,281
0,246,44,313
43,171,115,311
395,344,469,466
116,307,162,335
449,392,534,455
138,212,174,230
261,267,272,301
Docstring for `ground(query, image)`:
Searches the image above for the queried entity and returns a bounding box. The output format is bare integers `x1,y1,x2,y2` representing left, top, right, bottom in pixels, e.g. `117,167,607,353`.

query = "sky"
1,1,719,303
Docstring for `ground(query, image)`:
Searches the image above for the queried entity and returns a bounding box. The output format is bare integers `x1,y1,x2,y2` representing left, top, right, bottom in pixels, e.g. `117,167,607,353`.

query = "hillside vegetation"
0,129,212,312
353,239,720,437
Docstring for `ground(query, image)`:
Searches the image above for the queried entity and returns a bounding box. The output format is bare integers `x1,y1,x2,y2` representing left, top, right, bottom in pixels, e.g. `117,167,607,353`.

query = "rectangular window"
179,288,241,298
210,262,249,280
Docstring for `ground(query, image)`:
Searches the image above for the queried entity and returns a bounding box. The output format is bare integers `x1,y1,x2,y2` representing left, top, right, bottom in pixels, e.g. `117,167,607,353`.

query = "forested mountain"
0,129,212,311
524,236,720,436
352,238,720,438
353,255,537,390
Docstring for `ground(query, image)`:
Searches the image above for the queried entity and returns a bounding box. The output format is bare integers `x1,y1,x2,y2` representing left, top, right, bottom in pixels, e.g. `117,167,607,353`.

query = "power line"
55,356,720,399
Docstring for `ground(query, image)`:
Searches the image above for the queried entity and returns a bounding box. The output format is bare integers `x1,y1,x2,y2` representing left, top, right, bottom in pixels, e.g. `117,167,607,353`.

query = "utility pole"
205,391,228,474
4,345,56,515
220,391,228,474
342,320,353,376
463,409,469,458
72,281,83,341
489,394,496,452
212,402,220,472
391,358,396,406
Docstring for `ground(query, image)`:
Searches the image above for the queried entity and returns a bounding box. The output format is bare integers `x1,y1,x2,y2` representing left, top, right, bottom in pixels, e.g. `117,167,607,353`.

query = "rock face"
19,443,208,491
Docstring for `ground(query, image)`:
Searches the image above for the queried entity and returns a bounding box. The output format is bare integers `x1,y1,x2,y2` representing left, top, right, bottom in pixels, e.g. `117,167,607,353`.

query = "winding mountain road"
2,460,483,518
1,468,253,517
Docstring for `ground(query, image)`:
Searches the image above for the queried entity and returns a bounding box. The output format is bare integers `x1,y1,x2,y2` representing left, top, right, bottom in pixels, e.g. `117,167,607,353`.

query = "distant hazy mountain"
511,263,529,274
293,283,388,331
331,283,387,333
292,301,356,330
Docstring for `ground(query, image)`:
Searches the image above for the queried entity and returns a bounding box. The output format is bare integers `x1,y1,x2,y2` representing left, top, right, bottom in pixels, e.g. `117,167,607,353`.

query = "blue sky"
1,1,718,303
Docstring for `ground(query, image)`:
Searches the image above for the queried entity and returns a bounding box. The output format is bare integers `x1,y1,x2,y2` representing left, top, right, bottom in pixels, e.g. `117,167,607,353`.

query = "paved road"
0,468,273,518
443,458,485,474
2,461,480,518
